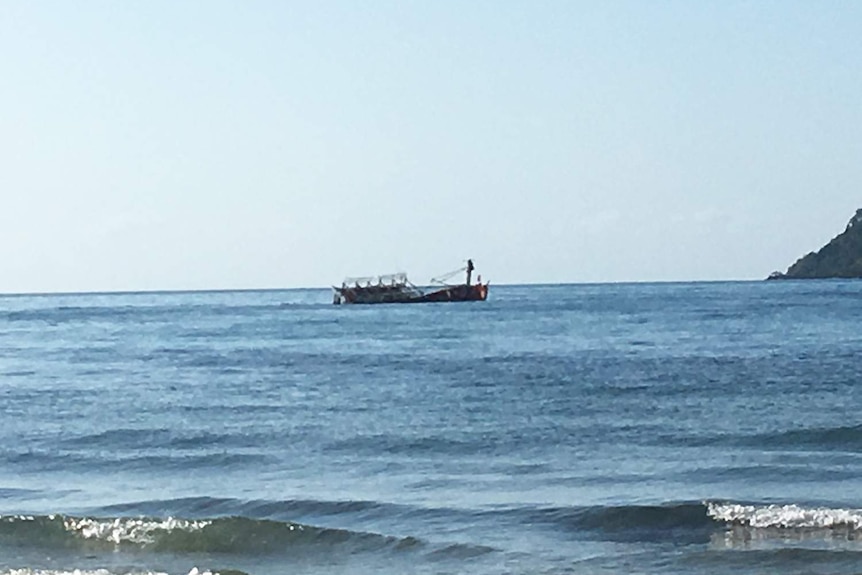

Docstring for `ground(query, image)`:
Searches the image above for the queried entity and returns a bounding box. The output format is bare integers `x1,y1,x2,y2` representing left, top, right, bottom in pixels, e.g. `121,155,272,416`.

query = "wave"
0,568,235,575
0,487,41,499
324,433,493,457
528,500,862,544
58,428,270,451
637,423,862,452
96,495,394,522
81,498,862,545
1,448,268,473
678,462,861,484
0,571,168,575
0,513,419,556
707,502,862,530
533,502,714,543
8,499,861,561
746,424,862,451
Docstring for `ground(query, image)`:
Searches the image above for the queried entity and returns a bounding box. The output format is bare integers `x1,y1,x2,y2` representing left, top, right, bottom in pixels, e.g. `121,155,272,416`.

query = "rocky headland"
769,208,862,280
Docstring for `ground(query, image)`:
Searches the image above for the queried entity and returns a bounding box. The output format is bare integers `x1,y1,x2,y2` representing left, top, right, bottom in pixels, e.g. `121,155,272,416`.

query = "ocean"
1,280,862,575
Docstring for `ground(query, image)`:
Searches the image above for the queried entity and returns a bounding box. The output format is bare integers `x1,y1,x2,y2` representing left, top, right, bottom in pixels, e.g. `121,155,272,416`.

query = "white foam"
62,516,212,545
1,570,169,575
707,502,862,530
1,568,216,575
0,515,35,523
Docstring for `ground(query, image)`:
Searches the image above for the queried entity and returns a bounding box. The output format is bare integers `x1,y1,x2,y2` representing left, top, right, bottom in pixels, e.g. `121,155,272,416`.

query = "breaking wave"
707,502,862,530
528,500,862,544
0,569,230,575
0,514,418,555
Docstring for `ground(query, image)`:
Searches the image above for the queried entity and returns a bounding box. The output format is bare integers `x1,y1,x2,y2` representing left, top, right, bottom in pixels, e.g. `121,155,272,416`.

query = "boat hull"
412,283,488,303
334,283,488,305
332,260,488,305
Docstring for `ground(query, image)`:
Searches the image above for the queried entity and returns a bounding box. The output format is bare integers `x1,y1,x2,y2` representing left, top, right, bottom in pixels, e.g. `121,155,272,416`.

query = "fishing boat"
332,259,489,305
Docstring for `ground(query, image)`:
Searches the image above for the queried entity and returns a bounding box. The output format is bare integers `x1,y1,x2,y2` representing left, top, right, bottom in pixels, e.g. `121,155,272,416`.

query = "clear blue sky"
2,1,860,292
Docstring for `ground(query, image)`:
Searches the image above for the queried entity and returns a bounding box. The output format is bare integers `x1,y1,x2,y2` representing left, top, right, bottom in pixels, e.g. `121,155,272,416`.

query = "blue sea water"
2,281,862,575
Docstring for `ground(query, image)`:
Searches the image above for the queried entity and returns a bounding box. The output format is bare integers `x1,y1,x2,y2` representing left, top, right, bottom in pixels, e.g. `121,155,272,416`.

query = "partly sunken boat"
333,259,489,305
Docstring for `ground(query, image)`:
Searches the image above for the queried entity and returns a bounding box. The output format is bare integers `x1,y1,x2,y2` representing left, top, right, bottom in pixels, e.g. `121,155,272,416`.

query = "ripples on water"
1,281,862,575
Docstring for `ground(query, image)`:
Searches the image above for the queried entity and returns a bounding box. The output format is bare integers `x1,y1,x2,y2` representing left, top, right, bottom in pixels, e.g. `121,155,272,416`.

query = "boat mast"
466,259,474,285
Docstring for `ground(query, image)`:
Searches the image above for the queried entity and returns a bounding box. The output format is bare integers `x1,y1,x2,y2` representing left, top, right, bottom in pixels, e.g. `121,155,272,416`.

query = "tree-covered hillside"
769,209,862,279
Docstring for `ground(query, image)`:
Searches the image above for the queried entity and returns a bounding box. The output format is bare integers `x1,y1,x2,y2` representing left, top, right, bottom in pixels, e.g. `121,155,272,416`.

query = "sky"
1,1,860,293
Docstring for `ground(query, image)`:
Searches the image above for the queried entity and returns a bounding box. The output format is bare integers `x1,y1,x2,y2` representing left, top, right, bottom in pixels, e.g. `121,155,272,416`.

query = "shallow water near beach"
2,280,862,575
